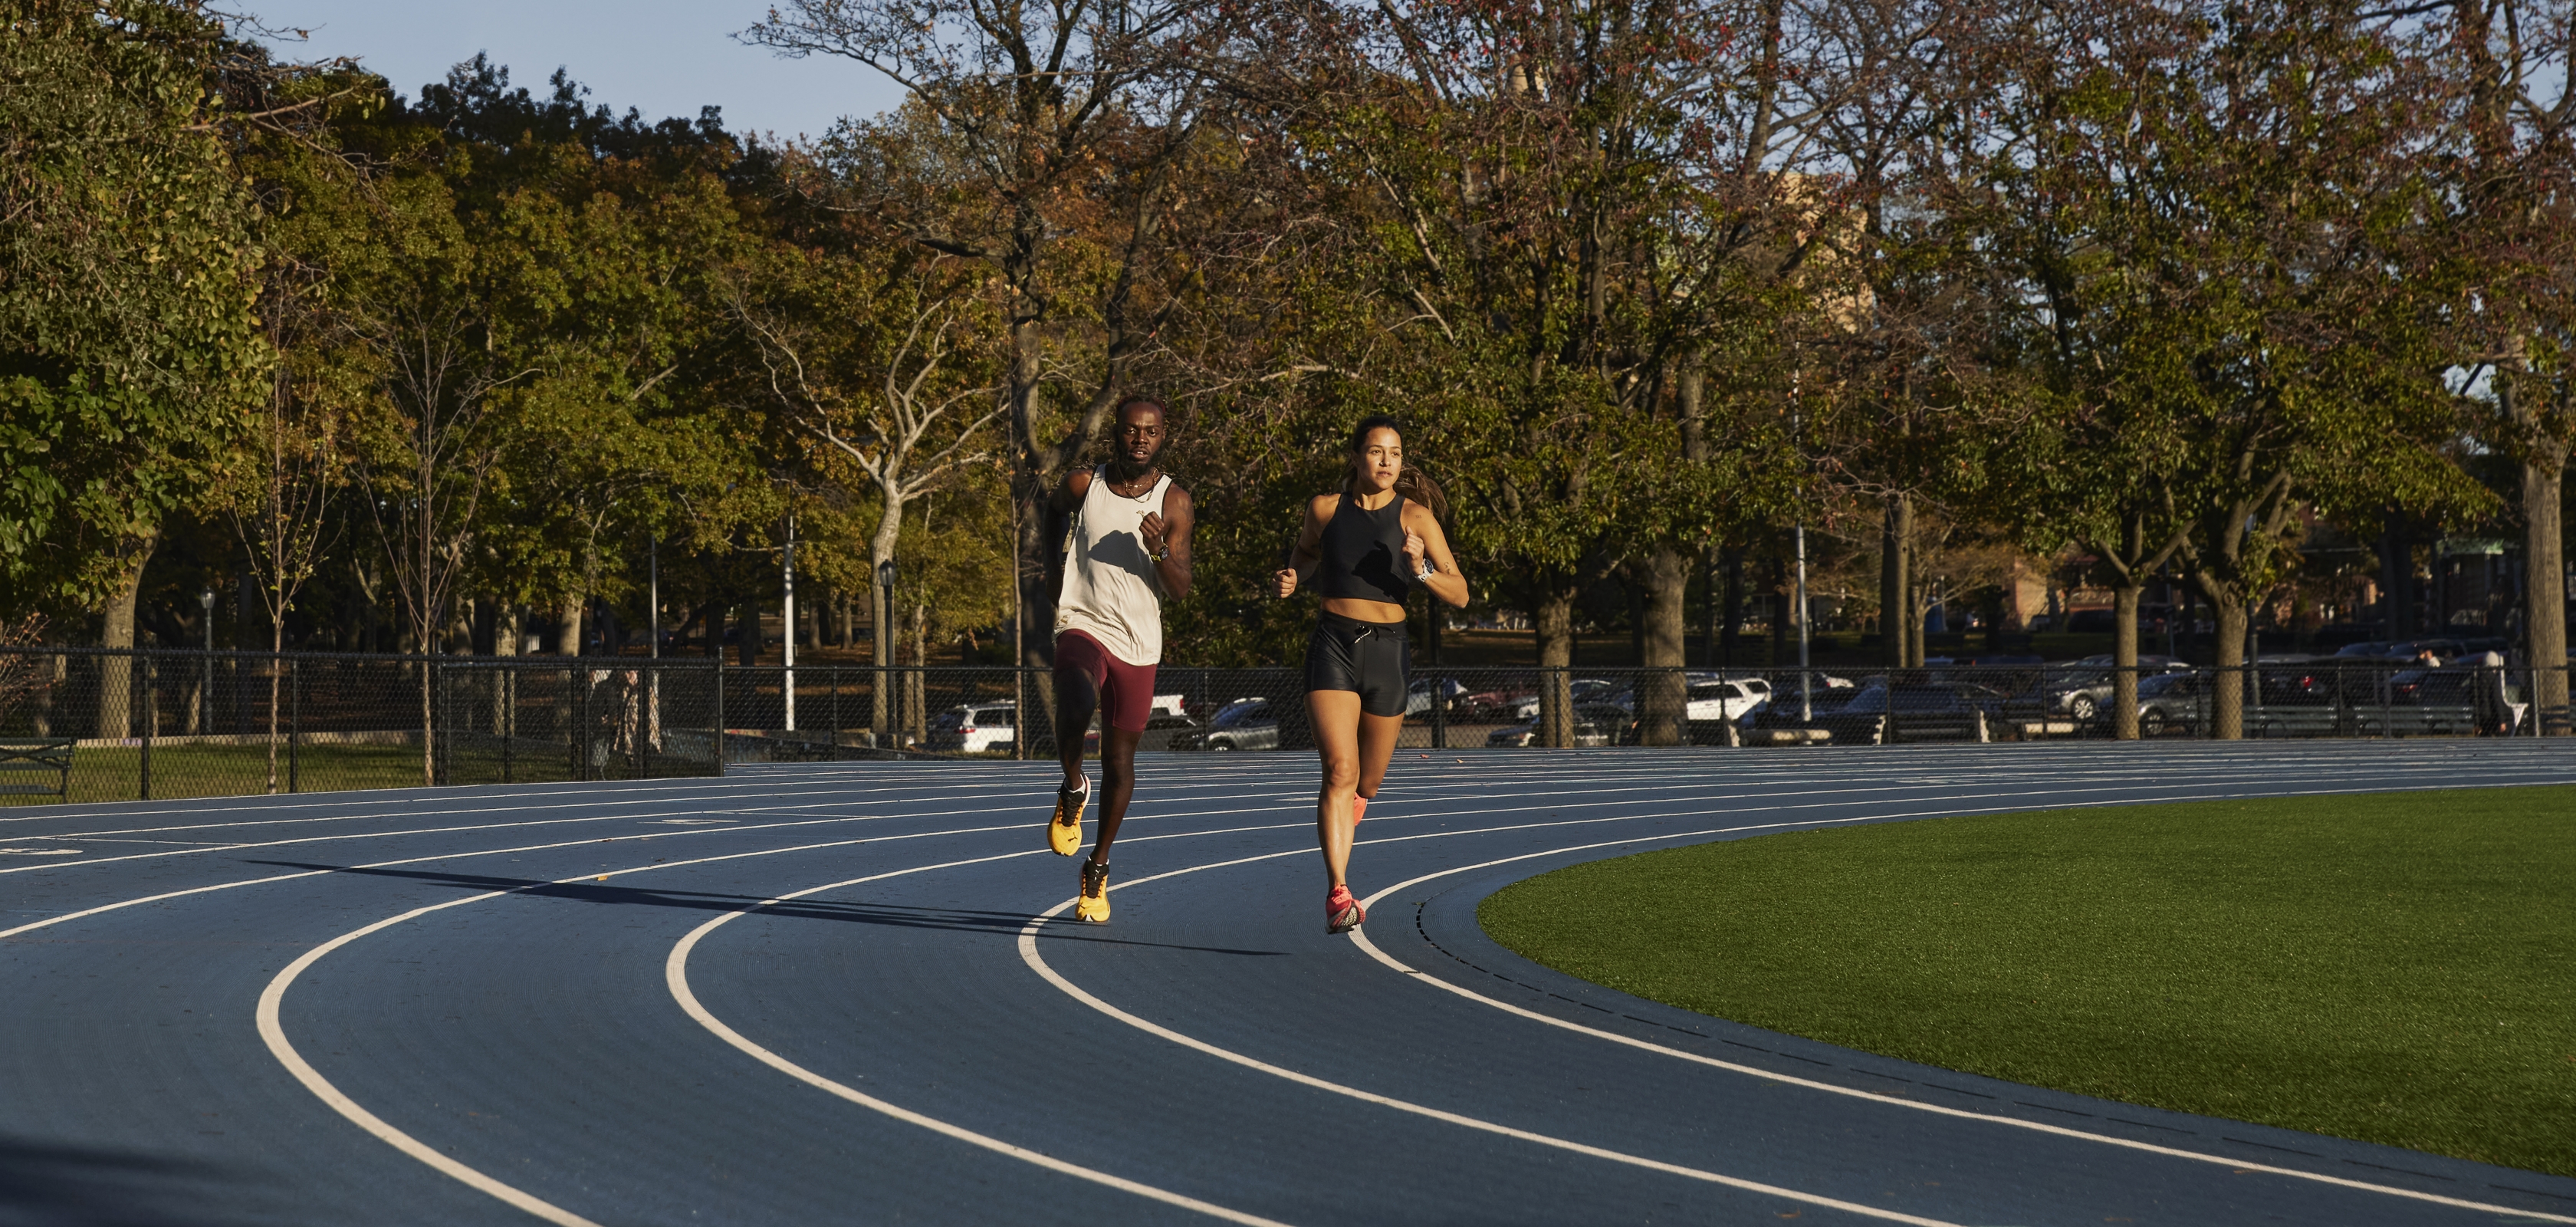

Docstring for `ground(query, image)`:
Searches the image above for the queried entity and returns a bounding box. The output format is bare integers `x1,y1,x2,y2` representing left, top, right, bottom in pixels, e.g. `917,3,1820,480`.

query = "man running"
1045,396,1194,923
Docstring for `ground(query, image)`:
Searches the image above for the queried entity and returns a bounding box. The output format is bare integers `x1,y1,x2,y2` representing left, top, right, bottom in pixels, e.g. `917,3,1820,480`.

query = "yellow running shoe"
1076,860,1111,924
1047,777,1089,856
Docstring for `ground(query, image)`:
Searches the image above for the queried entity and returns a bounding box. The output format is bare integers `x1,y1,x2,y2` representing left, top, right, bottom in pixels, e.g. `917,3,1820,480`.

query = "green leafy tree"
1963,0,2488,737
1226,0,1819,740
0,0,265,740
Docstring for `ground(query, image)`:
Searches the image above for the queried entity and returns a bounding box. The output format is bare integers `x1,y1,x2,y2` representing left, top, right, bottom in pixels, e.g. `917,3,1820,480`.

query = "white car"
927,703,1017,753
1684,678,1771,722
1514,679,1630,721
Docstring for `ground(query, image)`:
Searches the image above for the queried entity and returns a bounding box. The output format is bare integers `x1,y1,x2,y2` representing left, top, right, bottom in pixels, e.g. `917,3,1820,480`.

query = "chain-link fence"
1,650,2563,804
725,659,2574,758
0,648,723,804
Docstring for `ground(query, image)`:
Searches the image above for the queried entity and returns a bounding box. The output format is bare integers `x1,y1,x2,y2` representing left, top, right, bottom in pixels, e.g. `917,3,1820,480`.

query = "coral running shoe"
1326,883,1366,934
1076,860,1111,924
1047,777,1089,856
1352,794,1368,824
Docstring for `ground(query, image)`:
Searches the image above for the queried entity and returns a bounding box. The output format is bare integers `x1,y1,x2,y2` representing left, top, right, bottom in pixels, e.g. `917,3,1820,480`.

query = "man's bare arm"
1142,485,1194,600
1048,468,1092,515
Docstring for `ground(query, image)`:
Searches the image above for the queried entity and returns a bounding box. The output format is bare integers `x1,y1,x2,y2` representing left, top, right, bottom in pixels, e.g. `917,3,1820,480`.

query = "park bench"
0,738,74,799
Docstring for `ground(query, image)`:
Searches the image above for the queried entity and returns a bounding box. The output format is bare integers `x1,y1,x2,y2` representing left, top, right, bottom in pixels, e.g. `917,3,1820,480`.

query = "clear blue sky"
248,0,906,143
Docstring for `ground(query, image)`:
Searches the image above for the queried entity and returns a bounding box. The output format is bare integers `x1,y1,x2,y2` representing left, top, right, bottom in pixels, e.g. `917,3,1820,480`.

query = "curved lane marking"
1013,827,1971,1226
1346,841,2576,1225
264,818,1319,1226
665,857,1294,1227
255,830,1065,1225
1017,801,2576,1225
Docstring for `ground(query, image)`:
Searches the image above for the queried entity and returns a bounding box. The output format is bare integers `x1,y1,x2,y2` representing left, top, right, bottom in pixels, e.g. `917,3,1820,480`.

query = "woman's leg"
1309,689,1365,888
1355,710,1402,801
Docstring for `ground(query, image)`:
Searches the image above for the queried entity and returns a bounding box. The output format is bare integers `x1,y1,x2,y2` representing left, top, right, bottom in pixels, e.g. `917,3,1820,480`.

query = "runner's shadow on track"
0,1133,294,1227
248,861,1286,957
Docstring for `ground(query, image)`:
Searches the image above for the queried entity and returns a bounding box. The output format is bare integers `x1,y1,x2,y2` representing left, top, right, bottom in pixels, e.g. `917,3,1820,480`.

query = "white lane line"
1012,904,1960,1223
260,817,1320,1227
665,861,1294,1227
1346,846,2576,1224
1014,791,2576,1225
257,887,604,1227
256,834,1046,1227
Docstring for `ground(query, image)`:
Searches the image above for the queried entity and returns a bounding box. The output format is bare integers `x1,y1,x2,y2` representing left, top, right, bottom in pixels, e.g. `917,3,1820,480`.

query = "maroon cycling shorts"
1054,630,1157,733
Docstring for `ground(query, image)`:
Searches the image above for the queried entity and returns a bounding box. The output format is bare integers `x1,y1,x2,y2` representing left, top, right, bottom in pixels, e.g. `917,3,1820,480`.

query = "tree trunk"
2525,457,2568,732
2381,514,2413,640
1637,547,1689,745
97,535,156,740
1720,549,1744,669
871,503,901,741
1881,494,1911,667
559,591,585,657
2210,594,2248,740
1535,587,1576,748
736,600,758,666
1905,576,1927,669
2111,582,2142,739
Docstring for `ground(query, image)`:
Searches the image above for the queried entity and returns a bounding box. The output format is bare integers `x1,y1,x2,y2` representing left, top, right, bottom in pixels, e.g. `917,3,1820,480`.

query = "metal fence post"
137,653,153,801
288,656,301,794
433,659,448,787
2380,661,2392,738
713,653,728,776
501,666,514,785
571,663,586,781
1432,670,1447,750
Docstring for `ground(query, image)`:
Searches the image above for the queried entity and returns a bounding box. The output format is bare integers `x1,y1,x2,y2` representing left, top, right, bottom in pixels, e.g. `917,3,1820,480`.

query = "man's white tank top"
1054,466,1172,666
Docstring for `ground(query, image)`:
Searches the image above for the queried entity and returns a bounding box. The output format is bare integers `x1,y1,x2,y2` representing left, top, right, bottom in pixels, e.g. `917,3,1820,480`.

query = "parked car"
1684,677,1770,722
1759,678,2010,742
925,702,1017,753
1463,683,1536,721
2134,670,2207,737
1165,696,1312,751
1404,676,1470,717
1487,703,1631,748
2387,666,2523,732
1750,674,1856,722
1513,678,1631,721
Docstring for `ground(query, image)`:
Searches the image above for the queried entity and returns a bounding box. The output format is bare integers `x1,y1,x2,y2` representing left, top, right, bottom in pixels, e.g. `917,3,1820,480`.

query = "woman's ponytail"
1394,466,1450,525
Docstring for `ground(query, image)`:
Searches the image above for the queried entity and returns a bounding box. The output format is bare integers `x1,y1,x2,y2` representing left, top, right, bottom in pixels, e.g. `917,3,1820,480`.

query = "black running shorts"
1306,610,1408,717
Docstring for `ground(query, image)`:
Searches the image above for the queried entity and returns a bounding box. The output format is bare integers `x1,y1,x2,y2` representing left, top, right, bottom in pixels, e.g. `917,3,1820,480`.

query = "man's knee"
1320,759,1359,792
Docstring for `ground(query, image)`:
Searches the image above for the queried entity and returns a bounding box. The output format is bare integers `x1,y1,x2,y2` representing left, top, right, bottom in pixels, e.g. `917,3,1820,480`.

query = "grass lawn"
1480,787,2576,1176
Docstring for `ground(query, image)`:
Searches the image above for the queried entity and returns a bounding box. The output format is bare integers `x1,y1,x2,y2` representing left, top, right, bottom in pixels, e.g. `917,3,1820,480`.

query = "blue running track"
3,741,2573,1225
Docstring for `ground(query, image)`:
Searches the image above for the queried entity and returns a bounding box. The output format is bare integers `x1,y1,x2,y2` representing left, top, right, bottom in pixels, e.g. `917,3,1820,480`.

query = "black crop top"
1317,493,1411,604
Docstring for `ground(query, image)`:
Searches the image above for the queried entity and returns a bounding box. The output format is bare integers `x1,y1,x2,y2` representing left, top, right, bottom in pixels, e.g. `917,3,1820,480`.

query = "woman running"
1274,415,1468,933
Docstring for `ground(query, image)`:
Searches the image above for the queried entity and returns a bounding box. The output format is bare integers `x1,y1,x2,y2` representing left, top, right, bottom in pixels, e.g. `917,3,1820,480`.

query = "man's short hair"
1116,395,1168,424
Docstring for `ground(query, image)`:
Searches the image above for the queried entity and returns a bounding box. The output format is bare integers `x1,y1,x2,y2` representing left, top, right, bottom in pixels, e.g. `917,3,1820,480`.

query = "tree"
222,57,382,788
728,236,1003,735
2443,0,2574,727
1222,0,1826,741
0,0,266,737
1964,0,2486,737
745,1,1237,678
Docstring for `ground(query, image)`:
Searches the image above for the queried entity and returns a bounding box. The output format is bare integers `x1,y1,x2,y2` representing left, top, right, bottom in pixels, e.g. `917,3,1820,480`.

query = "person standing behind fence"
1044,396,1194,924
1274,415,1468,934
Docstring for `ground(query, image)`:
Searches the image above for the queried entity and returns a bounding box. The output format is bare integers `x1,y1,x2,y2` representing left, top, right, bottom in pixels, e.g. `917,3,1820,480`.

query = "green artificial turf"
1480,787,2576,1176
